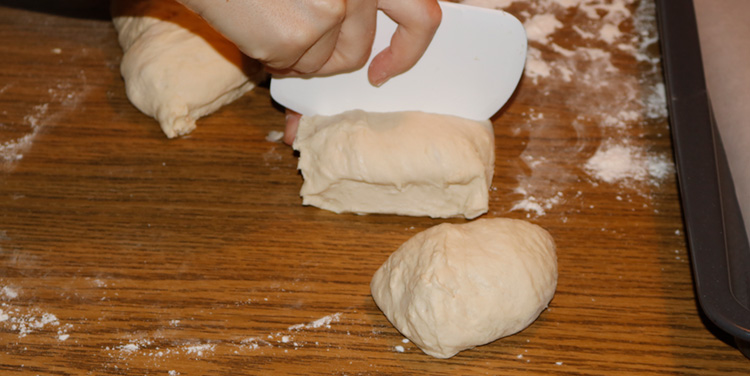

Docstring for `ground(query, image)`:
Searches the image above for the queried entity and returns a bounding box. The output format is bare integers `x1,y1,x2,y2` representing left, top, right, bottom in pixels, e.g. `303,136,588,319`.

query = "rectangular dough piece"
293,110,495,219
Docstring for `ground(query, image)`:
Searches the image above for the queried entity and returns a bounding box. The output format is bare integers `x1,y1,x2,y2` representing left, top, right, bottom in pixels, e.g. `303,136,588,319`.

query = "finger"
368,0,441,86
177,0,301,68
289,24,342,74
180,0,344,71
313,0,378,75
284,109,302,145
263,0,347,70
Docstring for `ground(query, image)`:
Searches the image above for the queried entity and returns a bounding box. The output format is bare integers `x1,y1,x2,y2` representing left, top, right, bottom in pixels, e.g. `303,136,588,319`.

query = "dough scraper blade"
269,2,527,121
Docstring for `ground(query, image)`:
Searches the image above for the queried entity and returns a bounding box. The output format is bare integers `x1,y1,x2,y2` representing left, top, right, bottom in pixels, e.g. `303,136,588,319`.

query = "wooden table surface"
1,1,749,375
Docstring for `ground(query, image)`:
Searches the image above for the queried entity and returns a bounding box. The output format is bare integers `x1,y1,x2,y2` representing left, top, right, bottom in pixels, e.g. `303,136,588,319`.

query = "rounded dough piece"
112,0,265,138
370,218,557,358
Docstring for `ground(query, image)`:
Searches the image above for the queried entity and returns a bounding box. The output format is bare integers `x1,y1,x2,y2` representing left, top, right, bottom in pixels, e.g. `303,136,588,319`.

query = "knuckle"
245,46,284,68
253,47,299,71
264,58,294,71
422,1,442,29
314,0,346,21
338,50,371,72
284,28,315,50
352,51,371,70
264,31,314,63
292,60,322,74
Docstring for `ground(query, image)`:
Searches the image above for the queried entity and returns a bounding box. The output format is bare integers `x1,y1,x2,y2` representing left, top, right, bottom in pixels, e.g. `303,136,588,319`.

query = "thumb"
368,0,441,86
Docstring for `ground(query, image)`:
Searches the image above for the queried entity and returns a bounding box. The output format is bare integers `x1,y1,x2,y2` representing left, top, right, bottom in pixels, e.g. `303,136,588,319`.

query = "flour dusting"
0,305,70,339
1,284,74,341
525,14,563,44
102,310,346,370
1,104,46,164
288,312,342,331
584,143,671,184
265,130,284,143
524,47,552,84
184,343,215,357
1,67,88,170
461,0,671,217
1,285,19,300
511,189,564,217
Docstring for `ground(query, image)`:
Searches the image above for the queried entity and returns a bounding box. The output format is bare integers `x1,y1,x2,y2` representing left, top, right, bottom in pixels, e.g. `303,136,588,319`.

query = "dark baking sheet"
655,0,750,358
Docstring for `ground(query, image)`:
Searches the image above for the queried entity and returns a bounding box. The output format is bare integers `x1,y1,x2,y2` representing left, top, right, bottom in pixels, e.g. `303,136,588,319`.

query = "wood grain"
1,1,748,375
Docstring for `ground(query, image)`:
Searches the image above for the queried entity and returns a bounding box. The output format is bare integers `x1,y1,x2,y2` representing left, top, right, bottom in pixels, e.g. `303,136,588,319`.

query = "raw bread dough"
112,0,265,138
293,110,495,219
370,218,557,358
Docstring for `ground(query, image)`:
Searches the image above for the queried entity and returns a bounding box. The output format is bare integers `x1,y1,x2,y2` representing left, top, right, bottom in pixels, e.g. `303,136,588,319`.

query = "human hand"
284,109,301,146
177,0,441,143
179,0,440,84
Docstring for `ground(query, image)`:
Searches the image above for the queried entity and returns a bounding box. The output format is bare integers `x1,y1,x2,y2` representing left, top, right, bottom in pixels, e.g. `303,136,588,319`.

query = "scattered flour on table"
265,130,284,143
184,343,215,357
0,104,47,165
459,0,672,217
1,285,19,300
287,312,342,331
1,58,89,170
119,343,141,353
0,83,12,95
91,278,108,288
240,336,273,350
584,142,672,185
0,285,73,341
103,311,345,370
525,14,563,44
511,189,564,217
262,146,284,169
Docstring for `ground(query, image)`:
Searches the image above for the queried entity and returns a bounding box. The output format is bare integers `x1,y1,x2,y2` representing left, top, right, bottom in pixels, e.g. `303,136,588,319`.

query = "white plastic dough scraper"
269,2,527,121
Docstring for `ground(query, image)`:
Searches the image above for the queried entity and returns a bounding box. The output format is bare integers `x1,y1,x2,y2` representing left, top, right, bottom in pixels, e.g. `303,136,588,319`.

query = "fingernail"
371,71,389,87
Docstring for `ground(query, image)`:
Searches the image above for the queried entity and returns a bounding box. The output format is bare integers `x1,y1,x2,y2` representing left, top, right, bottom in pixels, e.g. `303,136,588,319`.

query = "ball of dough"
112,0,265,138
370,218,557,358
